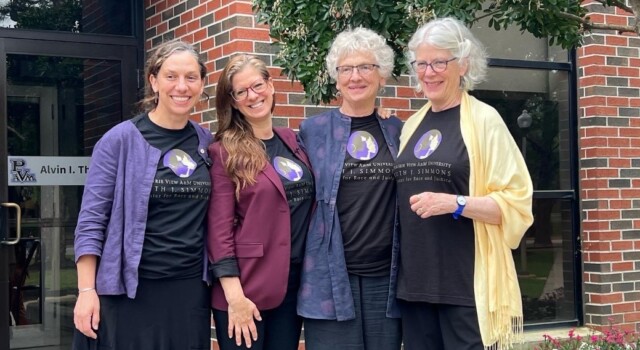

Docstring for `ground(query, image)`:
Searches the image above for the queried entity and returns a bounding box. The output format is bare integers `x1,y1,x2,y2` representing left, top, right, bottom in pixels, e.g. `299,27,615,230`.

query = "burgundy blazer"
207,127,312,311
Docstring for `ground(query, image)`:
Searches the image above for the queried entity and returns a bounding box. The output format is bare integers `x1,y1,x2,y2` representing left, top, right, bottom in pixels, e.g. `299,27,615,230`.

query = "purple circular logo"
347,131,378,160
414,130,442,159
163,149,197,178
273,156,303,181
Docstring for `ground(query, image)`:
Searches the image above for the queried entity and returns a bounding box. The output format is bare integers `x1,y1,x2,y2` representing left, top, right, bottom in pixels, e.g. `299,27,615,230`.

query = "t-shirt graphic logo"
347,131,379,160
273,156,303,181
414,129,442,159
163,149,197,178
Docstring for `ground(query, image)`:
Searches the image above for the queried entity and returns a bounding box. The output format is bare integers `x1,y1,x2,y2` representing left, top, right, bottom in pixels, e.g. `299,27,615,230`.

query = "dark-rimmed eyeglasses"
410,58,457,73
230,79,268,101
335,64,380,77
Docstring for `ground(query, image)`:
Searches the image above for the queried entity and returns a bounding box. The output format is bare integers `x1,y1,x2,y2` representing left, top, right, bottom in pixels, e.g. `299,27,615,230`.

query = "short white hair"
326,27,395,81
407,17,488,91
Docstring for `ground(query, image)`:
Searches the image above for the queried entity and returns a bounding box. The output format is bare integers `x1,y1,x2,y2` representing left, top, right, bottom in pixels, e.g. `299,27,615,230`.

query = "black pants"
399,300,483,350
73,277,211,350
213,265,302,350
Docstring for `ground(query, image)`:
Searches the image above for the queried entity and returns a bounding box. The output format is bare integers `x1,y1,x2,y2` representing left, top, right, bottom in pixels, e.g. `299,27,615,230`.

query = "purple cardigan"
74,115,213,298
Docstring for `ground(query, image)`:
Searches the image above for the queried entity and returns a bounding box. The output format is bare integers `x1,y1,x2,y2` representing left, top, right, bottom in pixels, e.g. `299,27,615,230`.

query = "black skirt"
72,276,211,350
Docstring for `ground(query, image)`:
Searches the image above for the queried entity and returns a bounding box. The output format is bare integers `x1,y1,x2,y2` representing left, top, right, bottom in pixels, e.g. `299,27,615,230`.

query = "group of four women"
73,16,533,350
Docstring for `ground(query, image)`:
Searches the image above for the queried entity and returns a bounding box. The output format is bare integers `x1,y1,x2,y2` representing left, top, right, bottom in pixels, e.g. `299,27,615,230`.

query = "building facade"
0,0,638,349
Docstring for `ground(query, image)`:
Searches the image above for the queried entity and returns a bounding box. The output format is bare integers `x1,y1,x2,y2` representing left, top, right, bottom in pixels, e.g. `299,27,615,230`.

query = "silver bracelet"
78,287,95,293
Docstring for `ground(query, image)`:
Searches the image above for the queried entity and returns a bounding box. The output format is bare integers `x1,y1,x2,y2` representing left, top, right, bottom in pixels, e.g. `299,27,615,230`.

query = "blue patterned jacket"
296,108,402,321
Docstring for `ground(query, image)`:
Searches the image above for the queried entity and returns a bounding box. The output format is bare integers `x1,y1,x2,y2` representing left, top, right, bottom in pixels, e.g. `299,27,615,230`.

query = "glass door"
0,38,137,350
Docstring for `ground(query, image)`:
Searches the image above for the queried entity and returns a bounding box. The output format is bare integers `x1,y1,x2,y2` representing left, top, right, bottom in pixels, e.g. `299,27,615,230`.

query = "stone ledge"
513,327,593,349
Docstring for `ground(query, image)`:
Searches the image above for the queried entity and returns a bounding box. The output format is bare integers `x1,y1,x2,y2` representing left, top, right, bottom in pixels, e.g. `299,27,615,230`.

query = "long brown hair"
215,54,275,198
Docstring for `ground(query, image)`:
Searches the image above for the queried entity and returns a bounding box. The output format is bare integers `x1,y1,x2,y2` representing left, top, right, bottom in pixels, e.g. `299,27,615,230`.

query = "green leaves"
253,0,628,105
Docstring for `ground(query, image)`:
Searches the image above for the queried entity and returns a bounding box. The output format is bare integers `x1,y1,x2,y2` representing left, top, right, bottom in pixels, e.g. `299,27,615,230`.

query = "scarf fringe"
483,310,523,350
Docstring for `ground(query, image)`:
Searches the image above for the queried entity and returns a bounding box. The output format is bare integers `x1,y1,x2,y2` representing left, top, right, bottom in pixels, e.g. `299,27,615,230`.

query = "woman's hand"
227,295,262,347
410,192,455,219
377,107,395,119
73,289,100,339
410,192,502,224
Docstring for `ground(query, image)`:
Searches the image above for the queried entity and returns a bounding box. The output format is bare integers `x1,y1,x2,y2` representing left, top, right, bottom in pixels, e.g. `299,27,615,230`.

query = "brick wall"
578,0,640,332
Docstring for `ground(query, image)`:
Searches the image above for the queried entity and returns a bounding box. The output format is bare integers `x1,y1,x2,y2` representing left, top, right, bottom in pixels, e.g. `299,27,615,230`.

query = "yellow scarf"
399,92,534,349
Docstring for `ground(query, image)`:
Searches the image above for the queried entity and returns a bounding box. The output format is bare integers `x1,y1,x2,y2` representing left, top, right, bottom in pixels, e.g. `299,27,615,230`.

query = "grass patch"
514,249,555,299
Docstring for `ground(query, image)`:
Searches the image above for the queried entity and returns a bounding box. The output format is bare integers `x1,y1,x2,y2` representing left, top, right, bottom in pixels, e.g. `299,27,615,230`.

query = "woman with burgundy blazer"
207,54,315,350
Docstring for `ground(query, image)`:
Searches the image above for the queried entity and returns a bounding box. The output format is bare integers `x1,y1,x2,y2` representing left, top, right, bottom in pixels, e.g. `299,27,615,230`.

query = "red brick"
582,45,616,56
584,147,618,158
586,210,620,220
582,241,611,251
584,169,619,180
605,14,630,26
181,10,193,22
607,97,629,107
590,293,623,304
583,65,617,76
380,98,409,109
222,41,254,55
579,55,606,66
609,199,632,209
581,137,608,147
584,127,620,137
619,67,640,77
621,189,640,198
273,80,304,93
624,312,640,323
214,7,229,21
609,158,631,168
584,230,620,241
580,178,609,188
273,105,304,117
583,189,620,199
193,4,207,18
231,27,272,41
148,13,162,26
612,242,634,251
620,148,640,157
607,137,630,147
587,251,622,262
289,118,305,129
207,0,222,11
613,302,636,313
580,76,607,86
583,106,619,116
230,2,254,15
194,28,207,42
605,36,628,46
175,24,188,37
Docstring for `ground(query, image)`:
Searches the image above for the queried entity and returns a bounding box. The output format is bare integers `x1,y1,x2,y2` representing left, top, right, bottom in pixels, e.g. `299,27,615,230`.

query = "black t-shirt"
263,134,314,265
337,113,396,276
393,105,476,306
135,114,211,279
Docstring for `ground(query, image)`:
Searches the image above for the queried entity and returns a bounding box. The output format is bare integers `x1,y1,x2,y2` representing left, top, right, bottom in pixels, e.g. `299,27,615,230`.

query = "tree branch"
556,10,638,34
593,0,633,14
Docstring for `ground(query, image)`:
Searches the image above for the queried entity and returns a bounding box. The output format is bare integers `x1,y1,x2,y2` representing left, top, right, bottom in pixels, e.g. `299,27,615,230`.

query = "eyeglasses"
230,79,268,101
335,64,380,77
410,57,457,73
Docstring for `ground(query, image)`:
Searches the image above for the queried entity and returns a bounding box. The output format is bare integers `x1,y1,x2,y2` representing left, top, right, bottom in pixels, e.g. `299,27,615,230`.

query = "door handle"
1,202,22,245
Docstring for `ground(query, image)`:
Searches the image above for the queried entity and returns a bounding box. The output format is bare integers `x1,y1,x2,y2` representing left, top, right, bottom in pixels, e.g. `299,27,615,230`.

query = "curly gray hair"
406,17,488,92
326,27,395,81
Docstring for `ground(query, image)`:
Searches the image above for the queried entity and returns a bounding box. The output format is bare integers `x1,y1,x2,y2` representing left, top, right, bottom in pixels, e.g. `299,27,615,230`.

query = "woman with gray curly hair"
394,17,533,350
297,27,403,350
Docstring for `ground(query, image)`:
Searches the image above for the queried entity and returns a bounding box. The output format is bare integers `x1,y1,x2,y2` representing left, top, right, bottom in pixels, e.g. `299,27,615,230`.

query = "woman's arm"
409,192,501,224
73,133,119,338
207,143,262,347
74,255,100,339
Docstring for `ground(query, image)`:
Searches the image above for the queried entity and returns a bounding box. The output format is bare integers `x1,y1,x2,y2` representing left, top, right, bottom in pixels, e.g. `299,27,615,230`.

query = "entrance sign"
7,156,91,186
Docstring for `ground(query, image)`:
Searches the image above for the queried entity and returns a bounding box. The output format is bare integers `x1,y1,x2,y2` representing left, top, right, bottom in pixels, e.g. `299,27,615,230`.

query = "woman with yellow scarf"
393,17,534,350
